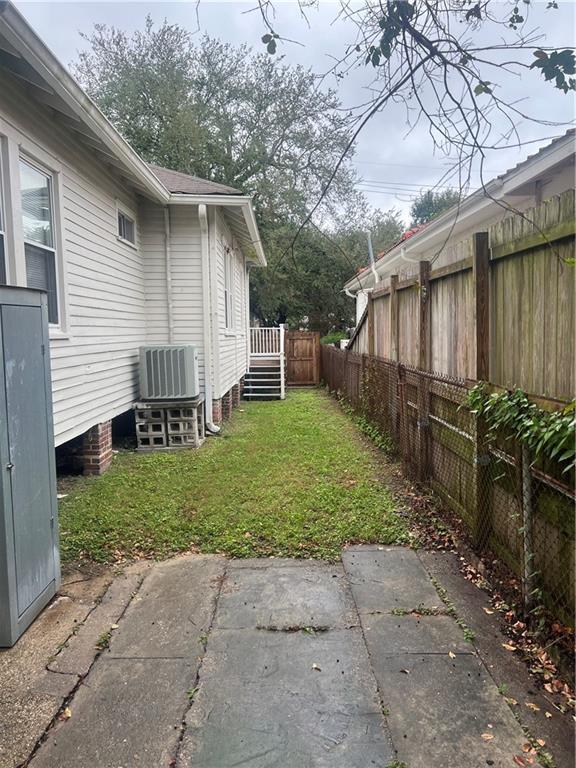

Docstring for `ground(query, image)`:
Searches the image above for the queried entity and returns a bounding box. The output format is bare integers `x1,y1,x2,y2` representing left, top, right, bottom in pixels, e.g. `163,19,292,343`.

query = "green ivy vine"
466,384,575,474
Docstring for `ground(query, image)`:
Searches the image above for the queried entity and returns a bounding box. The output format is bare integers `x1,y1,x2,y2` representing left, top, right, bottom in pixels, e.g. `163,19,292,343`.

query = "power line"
351,159,507,173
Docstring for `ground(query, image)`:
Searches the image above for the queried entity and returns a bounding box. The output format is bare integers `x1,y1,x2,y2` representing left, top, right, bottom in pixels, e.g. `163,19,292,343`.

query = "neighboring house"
0,2,266,473
344,131,575,321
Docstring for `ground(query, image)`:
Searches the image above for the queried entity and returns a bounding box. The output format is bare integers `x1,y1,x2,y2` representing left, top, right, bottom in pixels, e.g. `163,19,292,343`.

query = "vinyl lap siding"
214,210,249,397
140,202,169,344
47,168,145,444
0,73,147,445
168,205,206,389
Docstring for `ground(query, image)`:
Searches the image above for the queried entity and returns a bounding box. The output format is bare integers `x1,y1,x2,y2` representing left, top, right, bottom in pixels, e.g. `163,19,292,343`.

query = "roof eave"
0,2,170,203
169,193,267,267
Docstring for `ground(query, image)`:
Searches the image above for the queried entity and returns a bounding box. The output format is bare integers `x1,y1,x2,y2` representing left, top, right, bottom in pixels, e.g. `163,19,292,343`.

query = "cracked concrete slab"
419,550,575,768
21,548,546,768
362,613,474,655
342,545,441,614
48,562,150,676
109,554,225,658
215,560,357,630
178,627,393,768
29,657,195,768
0,568,113,768
371,652,528,768
28,554,226,768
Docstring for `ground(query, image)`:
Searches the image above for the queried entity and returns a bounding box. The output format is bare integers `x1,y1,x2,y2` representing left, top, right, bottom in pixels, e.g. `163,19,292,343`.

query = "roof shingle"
147,164,243,196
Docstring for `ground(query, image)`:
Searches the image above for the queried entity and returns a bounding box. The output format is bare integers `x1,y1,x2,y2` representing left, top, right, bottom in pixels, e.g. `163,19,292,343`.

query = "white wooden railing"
249,324,286,399
249,325,285,357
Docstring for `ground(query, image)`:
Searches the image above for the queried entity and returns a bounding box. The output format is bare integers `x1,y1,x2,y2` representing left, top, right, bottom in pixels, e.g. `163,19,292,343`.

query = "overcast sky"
15,0,576,222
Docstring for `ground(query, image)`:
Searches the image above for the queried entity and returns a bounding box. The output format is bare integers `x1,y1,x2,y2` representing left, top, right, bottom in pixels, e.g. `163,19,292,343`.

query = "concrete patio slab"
24,549,546,768
215,560,357,630
178,627,393,768
0,567,113,768
48,562,150,675
109,554,225,658
370,652,528,768
29,657,194,768
342,545,441,614
362,613,474,655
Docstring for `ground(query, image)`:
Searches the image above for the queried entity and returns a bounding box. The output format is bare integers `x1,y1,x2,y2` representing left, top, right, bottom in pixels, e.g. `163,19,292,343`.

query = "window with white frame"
20,158,58,323
0,152,6,285
117,208,136,245
224,249,234,329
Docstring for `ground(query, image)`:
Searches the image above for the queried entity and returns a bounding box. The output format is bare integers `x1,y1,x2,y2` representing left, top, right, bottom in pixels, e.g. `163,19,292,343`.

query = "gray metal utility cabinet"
0,286,60,646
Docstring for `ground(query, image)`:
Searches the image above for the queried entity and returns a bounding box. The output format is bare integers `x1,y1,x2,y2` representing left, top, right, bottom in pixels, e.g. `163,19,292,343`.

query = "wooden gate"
285,331,320,386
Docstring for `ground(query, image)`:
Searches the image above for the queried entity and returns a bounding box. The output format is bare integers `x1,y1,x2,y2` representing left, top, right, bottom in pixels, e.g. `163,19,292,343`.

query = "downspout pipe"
199,204,221,434
366,231,379,285
164,207,175,344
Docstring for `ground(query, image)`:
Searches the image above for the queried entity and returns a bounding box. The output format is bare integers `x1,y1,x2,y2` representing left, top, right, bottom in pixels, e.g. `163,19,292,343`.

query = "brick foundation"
83,420,113,475
212,398,223,425
231,383,241,408
222,390,233,420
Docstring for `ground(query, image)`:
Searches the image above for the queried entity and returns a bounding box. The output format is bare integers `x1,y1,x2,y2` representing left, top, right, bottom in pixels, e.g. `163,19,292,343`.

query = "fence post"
417,261,431,481
520,443,536,618
471,232,492,550
390,274,399,362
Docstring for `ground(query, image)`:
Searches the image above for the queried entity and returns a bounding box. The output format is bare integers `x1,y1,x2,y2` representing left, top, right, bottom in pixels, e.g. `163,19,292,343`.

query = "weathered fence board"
350,190,575,400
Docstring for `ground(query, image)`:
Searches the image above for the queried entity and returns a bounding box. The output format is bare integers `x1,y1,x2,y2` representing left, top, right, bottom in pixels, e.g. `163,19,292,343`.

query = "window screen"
20,159,58,324
0,157,6,284
25,242,58,323
118,211,135,244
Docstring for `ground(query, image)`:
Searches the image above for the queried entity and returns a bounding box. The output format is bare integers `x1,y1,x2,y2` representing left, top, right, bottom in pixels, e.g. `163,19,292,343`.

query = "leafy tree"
73,20,400,329
410,189,461,226
255,0,575,236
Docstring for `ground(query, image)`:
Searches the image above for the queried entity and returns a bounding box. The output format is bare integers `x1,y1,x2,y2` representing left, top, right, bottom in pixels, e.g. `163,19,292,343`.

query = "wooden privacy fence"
321,346,575,626
326,191,576,627
350,189,575,401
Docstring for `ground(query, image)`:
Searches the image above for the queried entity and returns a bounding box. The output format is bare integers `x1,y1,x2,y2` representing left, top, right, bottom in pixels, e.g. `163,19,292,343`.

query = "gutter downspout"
366,231,379,285
164,207,175,344
199,204,220,434
208,210,222,402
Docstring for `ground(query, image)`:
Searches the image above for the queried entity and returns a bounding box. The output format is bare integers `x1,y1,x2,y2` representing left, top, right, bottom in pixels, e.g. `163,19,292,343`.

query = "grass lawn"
59,388,407,563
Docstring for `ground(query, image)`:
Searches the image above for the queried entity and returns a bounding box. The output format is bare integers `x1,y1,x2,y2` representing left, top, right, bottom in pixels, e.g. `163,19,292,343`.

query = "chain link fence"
322,345,575,629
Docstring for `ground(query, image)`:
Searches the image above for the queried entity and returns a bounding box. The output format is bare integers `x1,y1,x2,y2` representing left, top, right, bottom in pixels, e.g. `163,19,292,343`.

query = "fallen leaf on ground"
483,607,494,615
481,733,494,741
111,623,119,630
448,651,456,658
545,712,552,719
536,739,546,747
311,663,321,671
400,669,410,674
525,702,540,712
59,707,72,721
502,643,516,651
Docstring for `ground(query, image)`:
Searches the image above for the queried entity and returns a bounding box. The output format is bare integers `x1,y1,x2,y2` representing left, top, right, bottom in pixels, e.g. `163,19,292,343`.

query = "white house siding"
214,209,249,398
168,205,206,389
140,201,207,391
140,201,169,344
0,71,147,446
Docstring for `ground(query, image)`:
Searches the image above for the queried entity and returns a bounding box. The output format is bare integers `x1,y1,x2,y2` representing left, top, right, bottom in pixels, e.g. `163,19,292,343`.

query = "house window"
118,209,135,245
20,159,58,323
224,249,234,329
0,154,6,285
